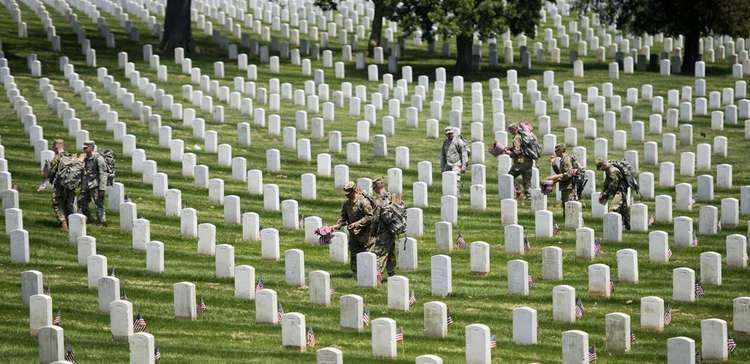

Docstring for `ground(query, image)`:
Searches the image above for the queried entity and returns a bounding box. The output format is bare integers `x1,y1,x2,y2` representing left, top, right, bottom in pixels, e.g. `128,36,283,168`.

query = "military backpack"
99,149,116,186
611,160,639,195
56,154,84,190
518,130,541,160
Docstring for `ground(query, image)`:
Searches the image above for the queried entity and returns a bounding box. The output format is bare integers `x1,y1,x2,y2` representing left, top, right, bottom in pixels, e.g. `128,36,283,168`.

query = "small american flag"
667,248,673,259
133,312,147,332
395,327,404,342
648,215,655,226
489,334,497,349
376,271,383,286
527,274,534,288
588,345,597,361
728,337,737,353
630,333,636,344
197,296,207,315
44,287,51,296
695,282,705,298
696,350,702,362
255,277,265,292
664,306,673,326
306,326,316,348
447,308,454,325
456,233,466,249
523,238,531,254
553,223,561,236
329,287,336,296
717,221,722,231
154,345,161,363
277,303,284,323
111,266,117,277
362,305,370,326
575,298,585,319
692,231,699,246
65,345,75,362
594,239,602,256
409,289,417,307
609,280,615,293
121,291,129,301
53,308,62,326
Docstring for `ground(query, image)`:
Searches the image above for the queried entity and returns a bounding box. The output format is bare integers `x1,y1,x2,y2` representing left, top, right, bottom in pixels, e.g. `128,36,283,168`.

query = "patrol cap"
343,181,356,193
53,138,65,145
444,126,455,134
507,122,518,132
595,159,609,169
83,140,96,148
554,144,566,153
371,177,385,188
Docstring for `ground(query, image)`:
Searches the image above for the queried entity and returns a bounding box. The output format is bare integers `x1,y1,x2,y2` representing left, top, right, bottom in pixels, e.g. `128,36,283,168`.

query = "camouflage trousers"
52,186,76,223
509,158,534,198
348,233,372,274
370,231,397,277
608,192,630,230
79,187,106,223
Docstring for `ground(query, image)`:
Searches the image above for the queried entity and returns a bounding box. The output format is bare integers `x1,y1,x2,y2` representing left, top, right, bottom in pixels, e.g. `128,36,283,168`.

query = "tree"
160,0,195,54
315,0,399,57
395,0,547,74
575,0,750,74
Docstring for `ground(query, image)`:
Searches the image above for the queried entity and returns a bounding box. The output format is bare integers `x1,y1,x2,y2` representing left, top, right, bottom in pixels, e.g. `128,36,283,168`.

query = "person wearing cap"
47,139,76,231
79,141,108,225
333,181,375,274
597,159,630,230
545,144,579,218
506,122,537,199
440,127,468,174
369,178,399,278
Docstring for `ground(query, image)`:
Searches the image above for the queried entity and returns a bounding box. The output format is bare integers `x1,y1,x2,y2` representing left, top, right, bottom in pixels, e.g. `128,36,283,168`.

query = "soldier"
506,123,539,199
545,144,579,217
440,127,469,174
597,159,631,230
333,181,375,274
48,139,76,231
369,178,398,278
78,141,108,226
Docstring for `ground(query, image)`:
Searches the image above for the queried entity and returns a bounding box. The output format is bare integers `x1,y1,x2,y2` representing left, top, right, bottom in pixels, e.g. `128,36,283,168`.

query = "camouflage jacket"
337,194,374,237
440,137,468,171
553,154,576,190
601,165,624,200
82,153,108,190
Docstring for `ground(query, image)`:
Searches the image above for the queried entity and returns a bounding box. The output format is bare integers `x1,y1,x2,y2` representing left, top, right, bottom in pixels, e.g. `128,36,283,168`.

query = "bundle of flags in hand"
456,233,466,250
315,225,334,245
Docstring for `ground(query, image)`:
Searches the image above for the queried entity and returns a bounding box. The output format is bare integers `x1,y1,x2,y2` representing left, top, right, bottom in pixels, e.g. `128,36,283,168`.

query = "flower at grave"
540,179,555,195
489,142,506,157
315,225,334,245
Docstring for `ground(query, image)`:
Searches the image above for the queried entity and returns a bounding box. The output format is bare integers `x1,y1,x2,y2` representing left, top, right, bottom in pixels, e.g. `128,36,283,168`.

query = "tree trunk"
160,0,194,54
681,30,700,75
454,34,473,74
368,0,384,57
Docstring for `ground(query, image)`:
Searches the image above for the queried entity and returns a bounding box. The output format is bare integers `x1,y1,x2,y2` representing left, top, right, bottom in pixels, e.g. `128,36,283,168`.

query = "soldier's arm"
558,157,575,182
460,140,469,167
97,156,108,189
510,136,523,157
601,171,621,199
351,199,374,228
335,204,348,228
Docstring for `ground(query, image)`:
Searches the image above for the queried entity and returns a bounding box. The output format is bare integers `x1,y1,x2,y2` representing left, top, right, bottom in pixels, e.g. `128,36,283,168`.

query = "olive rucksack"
99,149,116,186
611,160,639,195
519,130,541,160
56,154,84,190
379,202,407,235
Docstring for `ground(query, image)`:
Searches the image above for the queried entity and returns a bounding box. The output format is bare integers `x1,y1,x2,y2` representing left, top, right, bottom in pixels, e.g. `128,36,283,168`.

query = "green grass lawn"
0,2,749,363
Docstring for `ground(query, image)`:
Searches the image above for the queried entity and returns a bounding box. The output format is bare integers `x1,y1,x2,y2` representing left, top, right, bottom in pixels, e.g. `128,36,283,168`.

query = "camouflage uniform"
369,192,397,277
508,133,534,197
552,153,579,214
337,193,375,273
601,165,630,230
48,152,76,224
440,134,468,173
79,152,108,224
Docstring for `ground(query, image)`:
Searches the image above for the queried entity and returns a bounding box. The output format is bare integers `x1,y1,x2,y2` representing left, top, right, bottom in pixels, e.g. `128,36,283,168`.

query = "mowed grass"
0,3,748,363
